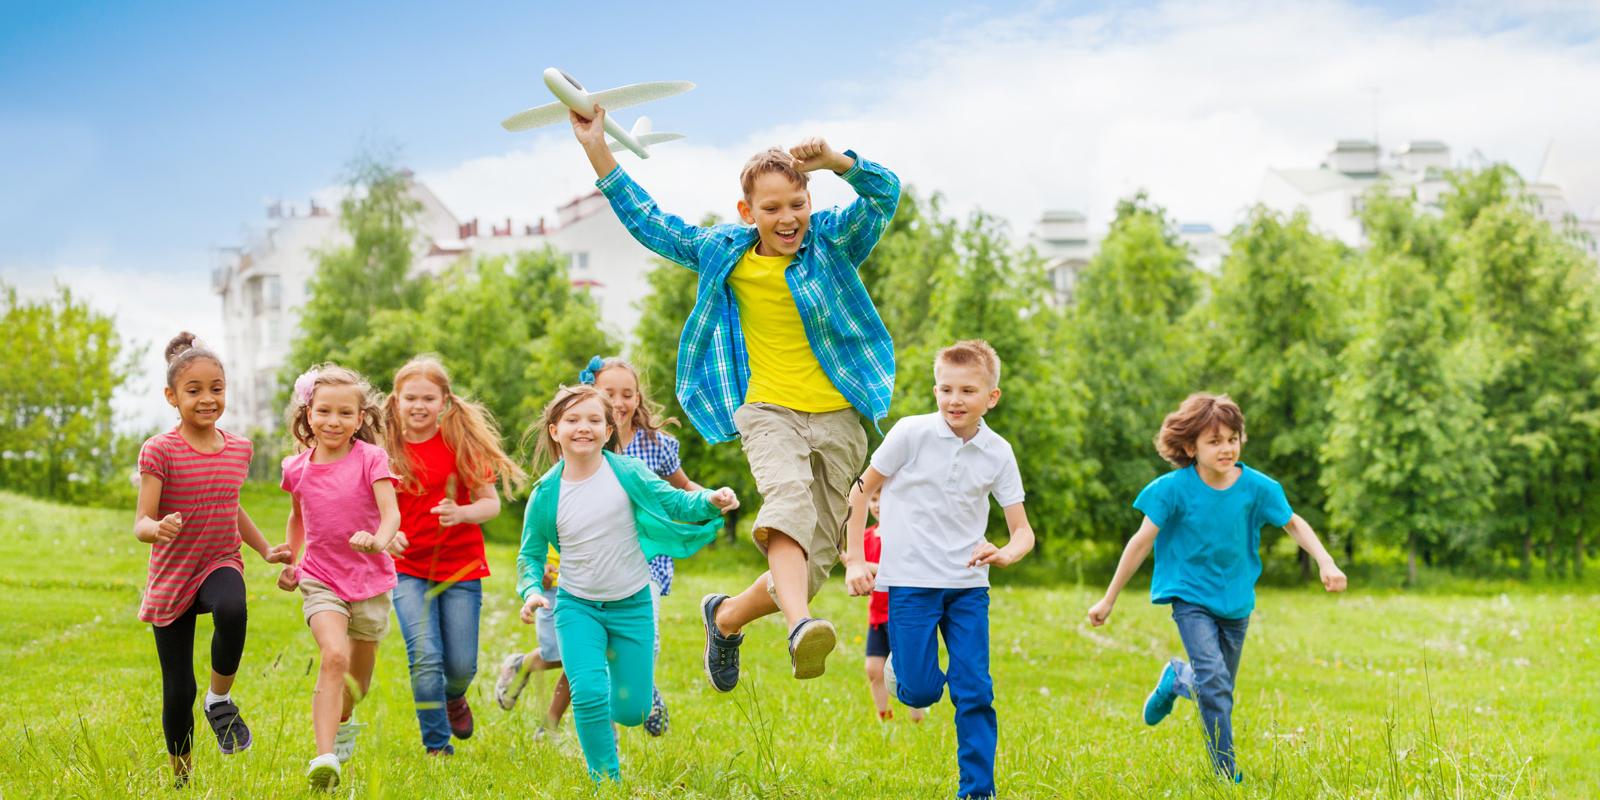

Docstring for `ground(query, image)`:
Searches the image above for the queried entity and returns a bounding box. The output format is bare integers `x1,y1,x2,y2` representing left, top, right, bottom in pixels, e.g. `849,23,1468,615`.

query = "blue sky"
4,1,1597,428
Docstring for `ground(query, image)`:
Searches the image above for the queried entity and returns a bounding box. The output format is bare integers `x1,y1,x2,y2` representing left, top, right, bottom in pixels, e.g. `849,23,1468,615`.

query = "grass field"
0,487,1594,798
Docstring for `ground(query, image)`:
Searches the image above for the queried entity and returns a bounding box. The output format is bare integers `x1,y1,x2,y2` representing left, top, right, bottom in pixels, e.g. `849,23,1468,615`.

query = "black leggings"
151,567,248,756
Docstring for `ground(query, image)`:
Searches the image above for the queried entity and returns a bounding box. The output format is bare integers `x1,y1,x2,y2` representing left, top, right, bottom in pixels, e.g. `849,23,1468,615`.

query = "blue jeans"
392,575,482,751
887,586,996,800
1170,599,1250,778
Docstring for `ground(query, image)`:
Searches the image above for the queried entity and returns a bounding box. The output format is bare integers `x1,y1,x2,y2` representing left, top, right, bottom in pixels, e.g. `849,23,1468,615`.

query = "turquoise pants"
553,585,655,782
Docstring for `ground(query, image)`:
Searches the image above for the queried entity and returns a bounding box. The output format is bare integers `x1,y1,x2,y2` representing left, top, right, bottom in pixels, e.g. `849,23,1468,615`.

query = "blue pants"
1170,599,1250,779
887,587,997,800
555,586,655,782
392,575,482,752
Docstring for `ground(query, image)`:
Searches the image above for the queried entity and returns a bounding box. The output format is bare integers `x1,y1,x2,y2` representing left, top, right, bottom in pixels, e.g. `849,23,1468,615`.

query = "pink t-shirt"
137,427,252,625
281,439,398,602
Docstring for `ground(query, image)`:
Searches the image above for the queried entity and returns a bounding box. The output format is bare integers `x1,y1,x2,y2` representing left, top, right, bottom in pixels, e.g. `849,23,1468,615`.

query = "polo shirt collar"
935,416,996,450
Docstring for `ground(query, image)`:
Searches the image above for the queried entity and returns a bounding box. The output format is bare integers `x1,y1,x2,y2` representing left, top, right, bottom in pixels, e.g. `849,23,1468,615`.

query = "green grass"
0,488,1592,798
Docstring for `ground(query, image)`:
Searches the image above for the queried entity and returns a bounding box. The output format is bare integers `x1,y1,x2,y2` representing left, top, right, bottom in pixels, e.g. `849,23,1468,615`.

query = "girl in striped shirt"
134,332,290,787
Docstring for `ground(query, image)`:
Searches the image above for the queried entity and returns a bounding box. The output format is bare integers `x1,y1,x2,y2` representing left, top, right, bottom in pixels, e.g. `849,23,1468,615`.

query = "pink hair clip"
293,368,319,407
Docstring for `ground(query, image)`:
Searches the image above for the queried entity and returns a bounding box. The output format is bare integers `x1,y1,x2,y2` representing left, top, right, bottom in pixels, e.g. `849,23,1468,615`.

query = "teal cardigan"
516,450,721,601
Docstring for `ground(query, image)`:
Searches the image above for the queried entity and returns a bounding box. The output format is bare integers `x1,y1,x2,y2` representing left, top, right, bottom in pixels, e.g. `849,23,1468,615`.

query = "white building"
1260,139,1599,258
213,173,665,432
1030,210,1226,306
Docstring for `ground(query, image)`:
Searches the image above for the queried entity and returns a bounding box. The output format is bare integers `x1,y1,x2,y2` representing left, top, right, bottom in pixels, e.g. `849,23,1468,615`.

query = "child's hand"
263,543,294,565
790,137,850,173
152,512,182,545
520,594,550,625
968,541,1018,568
569,105,607,150
1086,596,1115,627
431,498,466,527
709,487,740,513
385,531,409,557
1319,560,1348,593
542,563,557,590
277,566,299,592
844,557,875,597
348,531,380,553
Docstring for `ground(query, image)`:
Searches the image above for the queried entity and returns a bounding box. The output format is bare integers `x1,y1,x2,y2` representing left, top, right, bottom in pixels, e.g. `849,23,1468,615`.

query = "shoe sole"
701,594,738,693
790,619,836,680
495,653,527,711
308,763,339,791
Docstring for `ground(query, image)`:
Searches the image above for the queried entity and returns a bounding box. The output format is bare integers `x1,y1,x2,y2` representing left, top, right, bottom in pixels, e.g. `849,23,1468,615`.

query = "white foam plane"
501,67,694,159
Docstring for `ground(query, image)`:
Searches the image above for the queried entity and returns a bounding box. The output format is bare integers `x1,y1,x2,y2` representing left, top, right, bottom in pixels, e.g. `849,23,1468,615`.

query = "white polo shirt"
872,413,1026,590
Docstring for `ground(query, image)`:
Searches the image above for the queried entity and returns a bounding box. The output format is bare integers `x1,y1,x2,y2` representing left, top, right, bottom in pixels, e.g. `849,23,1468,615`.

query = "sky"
4,0,1599,429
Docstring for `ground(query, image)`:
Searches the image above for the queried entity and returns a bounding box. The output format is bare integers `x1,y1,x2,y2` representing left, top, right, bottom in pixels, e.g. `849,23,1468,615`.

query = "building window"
571,252,589,272
264,275,281,311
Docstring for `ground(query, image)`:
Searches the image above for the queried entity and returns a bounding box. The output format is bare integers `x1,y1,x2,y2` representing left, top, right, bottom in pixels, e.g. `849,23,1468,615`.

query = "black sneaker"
700,594,744,693
643,686,669,737
787,618,836,680
204,700,252,754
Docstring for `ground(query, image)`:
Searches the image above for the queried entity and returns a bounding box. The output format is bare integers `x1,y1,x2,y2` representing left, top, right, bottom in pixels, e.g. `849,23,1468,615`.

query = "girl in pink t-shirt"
134,332,291,787
275,363,406,792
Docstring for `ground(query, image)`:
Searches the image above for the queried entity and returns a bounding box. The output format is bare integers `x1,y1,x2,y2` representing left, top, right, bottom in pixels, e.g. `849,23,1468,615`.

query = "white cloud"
3,265,222,433
422,0,1600,239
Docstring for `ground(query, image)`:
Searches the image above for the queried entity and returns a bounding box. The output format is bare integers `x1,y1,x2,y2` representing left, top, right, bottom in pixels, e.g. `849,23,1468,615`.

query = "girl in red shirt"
134,332,290,786
382,356,525,755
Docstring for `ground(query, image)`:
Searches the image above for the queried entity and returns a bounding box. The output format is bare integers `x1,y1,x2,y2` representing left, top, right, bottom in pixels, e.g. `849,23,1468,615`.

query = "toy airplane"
501,67,694,159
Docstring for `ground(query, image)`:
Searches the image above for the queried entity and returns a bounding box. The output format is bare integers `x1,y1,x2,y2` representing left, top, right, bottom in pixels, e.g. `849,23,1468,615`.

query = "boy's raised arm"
803,138,901,265
572,105,715,271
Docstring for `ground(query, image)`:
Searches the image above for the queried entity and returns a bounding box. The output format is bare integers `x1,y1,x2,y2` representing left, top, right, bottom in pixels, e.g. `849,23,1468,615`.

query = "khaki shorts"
733,402,867,602
300,577,392,642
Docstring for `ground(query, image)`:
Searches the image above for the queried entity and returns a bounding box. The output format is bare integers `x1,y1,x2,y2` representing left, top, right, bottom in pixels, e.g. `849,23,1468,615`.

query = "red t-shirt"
864,524,888,626
393,432,489,582
137,428,252,626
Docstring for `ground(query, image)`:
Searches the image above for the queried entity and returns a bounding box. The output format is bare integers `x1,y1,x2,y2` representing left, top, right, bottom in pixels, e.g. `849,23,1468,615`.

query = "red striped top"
137,427,253,626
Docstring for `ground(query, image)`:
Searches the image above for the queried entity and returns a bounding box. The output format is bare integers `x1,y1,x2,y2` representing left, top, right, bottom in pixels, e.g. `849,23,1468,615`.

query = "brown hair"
740,148,808,199
524,385,619,473
934,339,1002,387
1155,393,1247,468
286,363,384,451
592,358,679,445
164,331,223,389
383,356,527,496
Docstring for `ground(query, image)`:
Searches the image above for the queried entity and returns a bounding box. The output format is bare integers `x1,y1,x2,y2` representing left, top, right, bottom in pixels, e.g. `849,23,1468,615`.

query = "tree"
1201,208,1352,569
0,283,141,506
1321,250,1494,586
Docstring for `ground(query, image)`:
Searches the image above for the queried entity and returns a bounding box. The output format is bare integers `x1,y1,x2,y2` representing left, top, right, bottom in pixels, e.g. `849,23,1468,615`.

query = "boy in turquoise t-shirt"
1086,393,1347,782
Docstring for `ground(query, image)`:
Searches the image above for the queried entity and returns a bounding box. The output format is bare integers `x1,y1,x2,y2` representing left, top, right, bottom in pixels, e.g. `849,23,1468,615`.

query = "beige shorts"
733,402,867,602
300,577,392,642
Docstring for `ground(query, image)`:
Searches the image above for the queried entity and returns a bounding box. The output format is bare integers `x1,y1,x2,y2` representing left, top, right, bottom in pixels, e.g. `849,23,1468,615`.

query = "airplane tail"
609,116,684,154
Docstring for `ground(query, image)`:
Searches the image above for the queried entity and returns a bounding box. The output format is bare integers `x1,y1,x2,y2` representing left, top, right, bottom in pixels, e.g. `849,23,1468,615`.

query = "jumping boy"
567,106,900,687
844,340,1034,800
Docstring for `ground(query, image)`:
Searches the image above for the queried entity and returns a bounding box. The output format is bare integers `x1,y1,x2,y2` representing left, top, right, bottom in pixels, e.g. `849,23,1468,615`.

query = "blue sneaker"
1142,660,1179,725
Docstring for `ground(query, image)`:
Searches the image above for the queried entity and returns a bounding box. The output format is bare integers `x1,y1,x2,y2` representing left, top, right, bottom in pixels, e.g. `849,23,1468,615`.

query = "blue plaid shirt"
623,430,684,595
596,152,901,443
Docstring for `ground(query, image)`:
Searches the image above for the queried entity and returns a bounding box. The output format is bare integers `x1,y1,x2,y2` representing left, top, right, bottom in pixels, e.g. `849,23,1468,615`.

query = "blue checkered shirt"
595,152,901,444
623,430,684,595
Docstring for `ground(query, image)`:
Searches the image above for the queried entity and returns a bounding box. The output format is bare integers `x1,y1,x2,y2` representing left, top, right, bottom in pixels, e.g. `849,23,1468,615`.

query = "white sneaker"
495,653,529,711
334,718,363,763
883,655,929,714
306,753,341,791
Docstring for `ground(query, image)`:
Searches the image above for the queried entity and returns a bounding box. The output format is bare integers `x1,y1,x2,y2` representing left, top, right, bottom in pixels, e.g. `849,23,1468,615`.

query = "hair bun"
164,331,198,365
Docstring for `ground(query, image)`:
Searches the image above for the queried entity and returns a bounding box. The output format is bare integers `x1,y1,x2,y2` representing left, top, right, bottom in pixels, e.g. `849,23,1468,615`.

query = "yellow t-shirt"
726,247,852,412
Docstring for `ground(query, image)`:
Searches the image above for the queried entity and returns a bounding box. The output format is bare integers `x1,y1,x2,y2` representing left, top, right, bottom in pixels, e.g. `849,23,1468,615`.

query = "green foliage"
0,283,142,507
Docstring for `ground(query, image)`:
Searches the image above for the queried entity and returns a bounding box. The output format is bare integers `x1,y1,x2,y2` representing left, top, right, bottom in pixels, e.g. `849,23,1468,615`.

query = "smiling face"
165,358,226,430
549,395,613,461
593,367,639,432
739,171,811,257
307,384,365,454
396,376,446,439
933,361,1000,437
1187,424,1242,476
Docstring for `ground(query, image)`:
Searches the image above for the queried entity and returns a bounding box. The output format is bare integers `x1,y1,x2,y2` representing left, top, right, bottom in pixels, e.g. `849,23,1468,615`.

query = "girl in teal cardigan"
516,385,737,782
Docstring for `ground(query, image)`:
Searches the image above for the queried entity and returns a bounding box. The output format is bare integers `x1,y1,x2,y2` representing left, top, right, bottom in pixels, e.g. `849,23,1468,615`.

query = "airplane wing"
501,80,695,132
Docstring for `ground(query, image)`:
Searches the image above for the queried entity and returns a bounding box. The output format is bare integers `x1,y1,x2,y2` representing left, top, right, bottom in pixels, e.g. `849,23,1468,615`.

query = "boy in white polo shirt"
843,339,1035,800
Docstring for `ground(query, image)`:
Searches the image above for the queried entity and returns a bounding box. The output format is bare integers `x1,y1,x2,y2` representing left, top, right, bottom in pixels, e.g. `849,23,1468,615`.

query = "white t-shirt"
872,413,1026,590
555,460,652,602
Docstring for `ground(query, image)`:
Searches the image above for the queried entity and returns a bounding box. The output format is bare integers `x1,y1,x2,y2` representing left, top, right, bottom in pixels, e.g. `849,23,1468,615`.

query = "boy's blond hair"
740,148,808,199
934,340,1002,387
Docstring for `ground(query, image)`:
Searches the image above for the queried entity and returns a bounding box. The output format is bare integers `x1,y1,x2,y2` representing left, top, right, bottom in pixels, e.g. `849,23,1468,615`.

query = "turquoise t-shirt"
1133,463,1293,620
